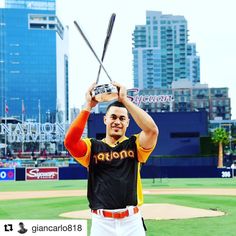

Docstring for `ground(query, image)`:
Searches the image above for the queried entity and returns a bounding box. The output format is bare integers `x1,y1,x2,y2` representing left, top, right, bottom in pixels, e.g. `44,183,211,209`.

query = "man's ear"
103,115,107,125
126,118,130,128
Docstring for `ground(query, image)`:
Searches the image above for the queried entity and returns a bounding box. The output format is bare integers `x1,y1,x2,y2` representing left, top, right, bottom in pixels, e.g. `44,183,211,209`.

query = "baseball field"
0,178,236,236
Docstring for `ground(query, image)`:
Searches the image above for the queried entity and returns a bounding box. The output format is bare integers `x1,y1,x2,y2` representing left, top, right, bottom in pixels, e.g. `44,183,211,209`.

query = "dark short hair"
106,101,128,115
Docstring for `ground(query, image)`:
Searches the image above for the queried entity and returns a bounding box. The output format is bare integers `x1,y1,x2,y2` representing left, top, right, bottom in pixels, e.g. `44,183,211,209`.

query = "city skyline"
56,0,236,119
1,0,236,119
0,0,69,122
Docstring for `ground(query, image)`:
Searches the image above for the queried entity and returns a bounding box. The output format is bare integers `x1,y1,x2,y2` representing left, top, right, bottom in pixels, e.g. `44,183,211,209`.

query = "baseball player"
64,82,158,236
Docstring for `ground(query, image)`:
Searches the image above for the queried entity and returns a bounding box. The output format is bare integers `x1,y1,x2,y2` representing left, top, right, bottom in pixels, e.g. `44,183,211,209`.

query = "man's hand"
112,81,128,103
85,83,98,111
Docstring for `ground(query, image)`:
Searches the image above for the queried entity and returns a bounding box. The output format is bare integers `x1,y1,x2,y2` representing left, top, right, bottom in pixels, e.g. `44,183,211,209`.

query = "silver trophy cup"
92,84,118,102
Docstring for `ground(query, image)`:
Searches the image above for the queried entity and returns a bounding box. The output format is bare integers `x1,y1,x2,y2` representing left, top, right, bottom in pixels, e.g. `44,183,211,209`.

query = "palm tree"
211,128,229,168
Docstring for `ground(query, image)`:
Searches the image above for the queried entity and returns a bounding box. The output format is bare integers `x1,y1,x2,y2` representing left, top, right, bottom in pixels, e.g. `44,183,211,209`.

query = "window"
170,132,199,138
30,23,47,29
30,16,47,21
49,24,55,29
48,16,55,21
10,70,20,74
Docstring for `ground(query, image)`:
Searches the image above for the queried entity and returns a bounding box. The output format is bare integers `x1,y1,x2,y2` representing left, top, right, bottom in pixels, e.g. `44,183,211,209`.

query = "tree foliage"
211,127,229,168
211,128,229,145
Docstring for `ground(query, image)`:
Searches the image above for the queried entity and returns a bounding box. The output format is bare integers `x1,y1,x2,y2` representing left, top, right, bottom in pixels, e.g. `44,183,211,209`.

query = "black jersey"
74,134,154,210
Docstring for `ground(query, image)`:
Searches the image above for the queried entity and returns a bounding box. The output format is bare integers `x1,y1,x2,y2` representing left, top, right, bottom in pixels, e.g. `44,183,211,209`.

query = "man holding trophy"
64,81,158,236
65,14,158,236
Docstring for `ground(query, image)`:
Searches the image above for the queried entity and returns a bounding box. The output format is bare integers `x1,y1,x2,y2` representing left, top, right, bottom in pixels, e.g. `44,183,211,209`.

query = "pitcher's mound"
60,203,225,220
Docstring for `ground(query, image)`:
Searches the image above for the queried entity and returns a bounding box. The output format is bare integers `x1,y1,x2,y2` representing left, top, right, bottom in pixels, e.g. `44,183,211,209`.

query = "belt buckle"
95,207,138,219
114,210,128,219
112,211,121,219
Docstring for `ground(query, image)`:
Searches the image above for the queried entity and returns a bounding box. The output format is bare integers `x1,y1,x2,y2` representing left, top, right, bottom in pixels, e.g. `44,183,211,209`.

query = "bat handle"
96,13,116,84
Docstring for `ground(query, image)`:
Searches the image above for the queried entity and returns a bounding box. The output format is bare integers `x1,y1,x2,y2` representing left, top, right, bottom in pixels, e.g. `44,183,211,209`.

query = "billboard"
0,168,15,181
0,122,67,143
26,167,58,181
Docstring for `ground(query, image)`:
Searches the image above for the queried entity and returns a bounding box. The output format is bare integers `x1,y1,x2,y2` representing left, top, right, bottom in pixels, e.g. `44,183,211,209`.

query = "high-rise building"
187,43,200,84
0,0,69,122
132,11,200,89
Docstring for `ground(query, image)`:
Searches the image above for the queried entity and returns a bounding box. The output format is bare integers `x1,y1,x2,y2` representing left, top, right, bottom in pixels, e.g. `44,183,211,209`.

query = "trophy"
74,14,118,102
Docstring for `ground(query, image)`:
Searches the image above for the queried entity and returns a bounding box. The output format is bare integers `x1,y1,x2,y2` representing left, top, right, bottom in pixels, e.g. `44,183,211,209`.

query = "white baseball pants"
90,211,146,236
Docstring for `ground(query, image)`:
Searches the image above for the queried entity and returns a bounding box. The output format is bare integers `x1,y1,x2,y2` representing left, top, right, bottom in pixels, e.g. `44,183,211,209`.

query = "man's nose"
114,118,121,124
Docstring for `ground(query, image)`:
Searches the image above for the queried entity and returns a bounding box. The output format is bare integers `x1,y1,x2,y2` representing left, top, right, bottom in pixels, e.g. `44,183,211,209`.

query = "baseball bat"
96,13,116,84
74,20,112,82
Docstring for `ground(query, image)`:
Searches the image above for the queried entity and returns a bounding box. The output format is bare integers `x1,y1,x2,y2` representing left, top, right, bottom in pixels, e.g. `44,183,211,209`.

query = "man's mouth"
112,126,121,131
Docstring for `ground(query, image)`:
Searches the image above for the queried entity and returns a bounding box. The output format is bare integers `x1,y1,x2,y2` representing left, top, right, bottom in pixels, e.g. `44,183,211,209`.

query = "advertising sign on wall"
26,167,58,181
0,122,67,143
0,168,15,181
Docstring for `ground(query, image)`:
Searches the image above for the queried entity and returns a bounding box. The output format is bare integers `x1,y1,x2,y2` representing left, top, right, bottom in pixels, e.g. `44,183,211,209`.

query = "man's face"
104,106,129,139
19,224,24,229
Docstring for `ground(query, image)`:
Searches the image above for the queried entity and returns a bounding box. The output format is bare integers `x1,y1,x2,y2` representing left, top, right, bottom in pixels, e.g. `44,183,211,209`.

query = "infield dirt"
1,188,234,220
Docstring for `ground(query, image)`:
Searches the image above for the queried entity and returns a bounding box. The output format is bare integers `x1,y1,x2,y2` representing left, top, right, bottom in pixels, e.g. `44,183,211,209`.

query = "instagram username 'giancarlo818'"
32,224,83,233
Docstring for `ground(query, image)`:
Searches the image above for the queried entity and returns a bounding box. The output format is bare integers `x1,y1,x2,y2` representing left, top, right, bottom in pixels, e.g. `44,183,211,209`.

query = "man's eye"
120,117,126,121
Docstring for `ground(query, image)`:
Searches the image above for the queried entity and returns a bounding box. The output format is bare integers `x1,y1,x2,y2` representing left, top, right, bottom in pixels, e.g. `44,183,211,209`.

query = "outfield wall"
141,166,233,178
1,155,235,181
88,111,208,156
1,165,233,181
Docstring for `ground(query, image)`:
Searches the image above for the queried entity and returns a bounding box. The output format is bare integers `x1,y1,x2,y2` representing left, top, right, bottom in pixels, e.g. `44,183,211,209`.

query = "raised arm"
64,83,98,157
112,82,158,149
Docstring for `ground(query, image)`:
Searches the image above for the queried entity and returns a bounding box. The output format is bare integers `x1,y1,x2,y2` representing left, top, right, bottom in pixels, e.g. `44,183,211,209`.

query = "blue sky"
1,0,236,119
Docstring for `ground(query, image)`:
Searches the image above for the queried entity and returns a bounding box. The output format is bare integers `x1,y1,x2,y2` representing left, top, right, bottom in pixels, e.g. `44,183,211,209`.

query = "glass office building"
132,11,200,89
0,0,69,122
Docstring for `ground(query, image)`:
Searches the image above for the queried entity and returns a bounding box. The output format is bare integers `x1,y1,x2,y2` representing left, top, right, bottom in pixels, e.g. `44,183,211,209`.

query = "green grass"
0,196,88,219
144,194,236,236
0,179,88,191
144,178,236,189
0,194,236,236
1,178,236,236
0,178,235,192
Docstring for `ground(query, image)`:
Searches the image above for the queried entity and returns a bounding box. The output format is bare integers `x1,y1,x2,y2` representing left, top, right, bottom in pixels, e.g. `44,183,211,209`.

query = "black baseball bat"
74,20,112,82
96,13,116,84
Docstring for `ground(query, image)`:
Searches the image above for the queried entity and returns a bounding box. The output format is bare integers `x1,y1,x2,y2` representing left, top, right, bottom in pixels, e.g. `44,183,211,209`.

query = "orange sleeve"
64,110,90,158
135,134,156,163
